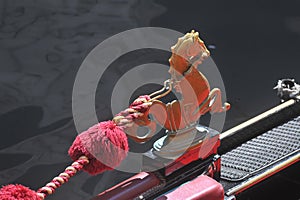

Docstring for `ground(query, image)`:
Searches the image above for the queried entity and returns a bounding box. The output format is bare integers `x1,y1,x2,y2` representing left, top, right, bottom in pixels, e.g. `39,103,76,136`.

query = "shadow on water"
0,106,72,150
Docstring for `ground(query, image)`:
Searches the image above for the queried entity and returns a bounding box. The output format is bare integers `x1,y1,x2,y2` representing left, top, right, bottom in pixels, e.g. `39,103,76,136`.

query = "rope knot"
113,95,152,127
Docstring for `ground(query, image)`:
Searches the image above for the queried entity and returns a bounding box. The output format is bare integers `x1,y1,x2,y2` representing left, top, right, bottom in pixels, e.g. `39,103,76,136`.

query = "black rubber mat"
221,116,300,181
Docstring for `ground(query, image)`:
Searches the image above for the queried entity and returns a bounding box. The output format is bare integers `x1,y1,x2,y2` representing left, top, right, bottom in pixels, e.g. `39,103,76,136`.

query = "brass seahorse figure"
126,30,230,144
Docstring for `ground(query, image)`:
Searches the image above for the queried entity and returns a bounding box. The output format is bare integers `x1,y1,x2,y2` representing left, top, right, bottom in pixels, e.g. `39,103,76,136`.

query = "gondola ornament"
274,78,300,102
0,30,230,199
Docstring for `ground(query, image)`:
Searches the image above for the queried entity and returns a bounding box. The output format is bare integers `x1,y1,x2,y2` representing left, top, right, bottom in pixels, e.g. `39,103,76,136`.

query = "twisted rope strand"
36,156,89,199
113,103,151,127
112,83,172,128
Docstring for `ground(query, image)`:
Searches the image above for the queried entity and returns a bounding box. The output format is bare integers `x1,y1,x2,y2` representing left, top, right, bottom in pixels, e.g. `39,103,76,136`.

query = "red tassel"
68,96,151,175
0,95,150,199
68,120,129,175
0,184,39,200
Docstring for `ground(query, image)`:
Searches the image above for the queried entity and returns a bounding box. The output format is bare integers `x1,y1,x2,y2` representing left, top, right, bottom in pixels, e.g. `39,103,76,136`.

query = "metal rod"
149,80,173,101
220,98,297,140
219,96,300,155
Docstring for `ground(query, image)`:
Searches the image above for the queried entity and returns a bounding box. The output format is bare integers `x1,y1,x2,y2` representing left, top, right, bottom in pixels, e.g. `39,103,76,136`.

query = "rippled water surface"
0,0,299,199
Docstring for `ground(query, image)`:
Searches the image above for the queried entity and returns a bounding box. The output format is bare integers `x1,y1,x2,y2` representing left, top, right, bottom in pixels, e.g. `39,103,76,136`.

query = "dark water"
0,0,299,199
